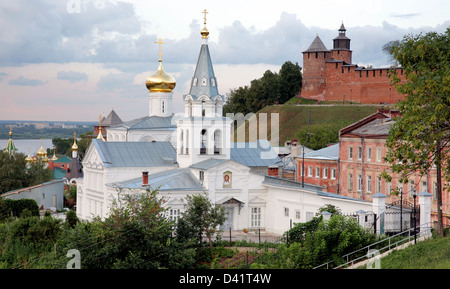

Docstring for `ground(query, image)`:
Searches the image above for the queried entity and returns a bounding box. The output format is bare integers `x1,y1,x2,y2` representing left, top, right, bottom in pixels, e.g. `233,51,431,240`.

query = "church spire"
96,116,105,142
187,9,219,100
4,126,17,156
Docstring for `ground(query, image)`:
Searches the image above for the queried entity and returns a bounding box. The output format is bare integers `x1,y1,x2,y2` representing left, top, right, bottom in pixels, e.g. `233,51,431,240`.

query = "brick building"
298,143,340,193
301,23,405,104
295,109,450,226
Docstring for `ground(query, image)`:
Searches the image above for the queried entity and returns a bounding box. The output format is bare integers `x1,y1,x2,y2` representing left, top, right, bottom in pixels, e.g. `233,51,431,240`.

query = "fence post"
356,210,366,228
321,211,332,222
418,191,433,238
372,193,387,235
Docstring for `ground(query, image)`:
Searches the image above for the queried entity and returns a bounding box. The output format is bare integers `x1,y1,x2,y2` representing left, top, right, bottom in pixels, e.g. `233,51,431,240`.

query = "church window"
251,207,261,227
193,78,198,87
169,209,180,223
200,129,207,154
367,175,372,193
201,78,207,87
162,101,165,113
211,78,216,87
199,170,204,182
214,129,222,154
295,210,301,220
315,167,320,178
284,207,289,217
315,52,318,59
348,173,353,191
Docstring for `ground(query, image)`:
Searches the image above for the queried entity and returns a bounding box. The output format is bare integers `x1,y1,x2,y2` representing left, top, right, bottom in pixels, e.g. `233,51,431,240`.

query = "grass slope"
250,104,385,145
379,236,450,269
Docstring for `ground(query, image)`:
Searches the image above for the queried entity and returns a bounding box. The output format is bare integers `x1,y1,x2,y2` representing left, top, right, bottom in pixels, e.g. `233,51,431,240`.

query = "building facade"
295,109,450,226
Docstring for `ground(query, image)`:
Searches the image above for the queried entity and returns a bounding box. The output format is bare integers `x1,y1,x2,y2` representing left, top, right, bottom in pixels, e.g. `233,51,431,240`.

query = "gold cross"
202,9,208,25
154,37,165,61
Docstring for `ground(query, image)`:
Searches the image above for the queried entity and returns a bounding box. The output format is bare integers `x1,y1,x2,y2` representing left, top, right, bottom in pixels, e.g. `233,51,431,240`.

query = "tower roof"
186,10,220,100
101,109,123,126
4,127,17,156
303,35,330,53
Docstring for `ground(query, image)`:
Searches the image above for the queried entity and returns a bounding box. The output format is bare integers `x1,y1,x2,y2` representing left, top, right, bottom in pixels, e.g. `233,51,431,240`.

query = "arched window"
214,129,222,155
180,130,184,154
200,129,207,155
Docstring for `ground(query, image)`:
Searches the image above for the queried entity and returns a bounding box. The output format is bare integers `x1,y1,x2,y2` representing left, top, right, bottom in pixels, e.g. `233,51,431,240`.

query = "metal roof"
187,43,220,99
304,143,339,160
108,168,204,191
352,118,393,137
92,139,176,168
230,141,283,167
189,158,228,170
109,116,175,131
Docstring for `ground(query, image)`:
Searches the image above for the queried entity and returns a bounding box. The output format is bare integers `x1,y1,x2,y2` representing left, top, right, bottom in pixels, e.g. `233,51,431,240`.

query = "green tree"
295,123,344,150
179,193,226,247
382,28,450,236
0,151,53,194
279,61,302,103
223,61,303,115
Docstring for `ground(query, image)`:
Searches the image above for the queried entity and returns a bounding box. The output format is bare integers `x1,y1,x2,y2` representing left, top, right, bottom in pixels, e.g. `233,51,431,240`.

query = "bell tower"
176,9,232,168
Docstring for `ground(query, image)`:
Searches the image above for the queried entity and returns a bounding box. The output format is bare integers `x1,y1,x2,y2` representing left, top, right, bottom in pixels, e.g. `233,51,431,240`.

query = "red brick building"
298,143,340,193
301,24,405,104
295,109,450,226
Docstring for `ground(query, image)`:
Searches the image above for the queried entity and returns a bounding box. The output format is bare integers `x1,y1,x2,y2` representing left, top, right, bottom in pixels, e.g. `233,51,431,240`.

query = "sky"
0,0,448,122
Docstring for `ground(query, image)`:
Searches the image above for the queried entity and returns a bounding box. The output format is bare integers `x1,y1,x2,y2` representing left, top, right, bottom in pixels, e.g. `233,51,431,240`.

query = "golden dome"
72,140,78,150
26,154,33,163
37,145,46,157
145,60,176,92
201,26,209,39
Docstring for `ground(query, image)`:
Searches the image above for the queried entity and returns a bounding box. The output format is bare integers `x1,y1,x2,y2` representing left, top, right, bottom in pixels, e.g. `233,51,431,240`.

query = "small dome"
201,26,209,39
145,61,176,92
37,145,46,157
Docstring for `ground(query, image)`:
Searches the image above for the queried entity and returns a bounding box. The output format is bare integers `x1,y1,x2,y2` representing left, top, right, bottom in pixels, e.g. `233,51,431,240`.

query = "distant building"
1,179,65,211
94,109,123,141
301,23,405,104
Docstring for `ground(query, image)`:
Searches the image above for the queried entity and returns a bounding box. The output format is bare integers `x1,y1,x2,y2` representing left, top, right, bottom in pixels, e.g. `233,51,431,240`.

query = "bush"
3,199,39,218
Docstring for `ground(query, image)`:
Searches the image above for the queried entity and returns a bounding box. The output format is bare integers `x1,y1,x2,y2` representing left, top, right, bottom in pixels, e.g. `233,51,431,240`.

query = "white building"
77,12,373,235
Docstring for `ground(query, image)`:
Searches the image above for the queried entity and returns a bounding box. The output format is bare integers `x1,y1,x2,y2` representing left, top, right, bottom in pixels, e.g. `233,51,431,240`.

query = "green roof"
53,167,67,179
54,155,72,163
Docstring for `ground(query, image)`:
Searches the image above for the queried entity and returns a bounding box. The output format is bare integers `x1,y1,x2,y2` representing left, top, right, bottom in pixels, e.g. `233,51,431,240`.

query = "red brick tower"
331,23,352,64
301,35,331,101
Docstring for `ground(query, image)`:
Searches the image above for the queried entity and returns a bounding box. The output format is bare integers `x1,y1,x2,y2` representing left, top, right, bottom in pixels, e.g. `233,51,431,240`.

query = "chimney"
142,171,149,187
268,166,279,177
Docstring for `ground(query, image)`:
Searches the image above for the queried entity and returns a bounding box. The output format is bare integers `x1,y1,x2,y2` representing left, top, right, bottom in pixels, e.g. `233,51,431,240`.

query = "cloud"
0,72,8,80
8,76,47,86
390,13,421,19
57,70,89,82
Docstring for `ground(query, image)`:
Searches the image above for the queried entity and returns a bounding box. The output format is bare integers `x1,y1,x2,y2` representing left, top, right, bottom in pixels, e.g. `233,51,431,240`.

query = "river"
0,139,54,155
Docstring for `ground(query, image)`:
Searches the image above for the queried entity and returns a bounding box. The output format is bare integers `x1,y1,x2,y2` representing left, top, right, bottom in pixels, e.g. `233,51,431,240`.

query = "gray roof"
304,143,339,161
109,116,175,131
108,168,204,191
187,43,220,99
91,139,176,168
189,158,228,170
230,141,283,167
352,118,393,137
101,109,123,126
303,35,330,52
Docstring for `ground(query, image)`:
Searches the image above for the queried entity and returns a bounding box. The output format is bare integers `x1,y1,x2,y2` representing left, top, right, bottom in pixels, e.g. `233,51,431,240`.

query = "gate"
384,200,420,235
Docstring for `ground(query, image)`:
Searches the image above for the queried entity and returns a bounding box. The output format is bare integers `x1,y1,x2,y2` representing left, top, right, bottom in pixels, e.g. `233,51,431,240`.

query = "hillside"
379,235,450,269
237,103,387,146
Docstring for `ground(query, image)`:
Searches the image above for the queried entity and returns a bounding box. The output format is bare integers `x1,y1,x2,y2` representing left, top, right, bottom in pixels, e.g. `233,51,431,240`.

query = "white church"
76,12,373,234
